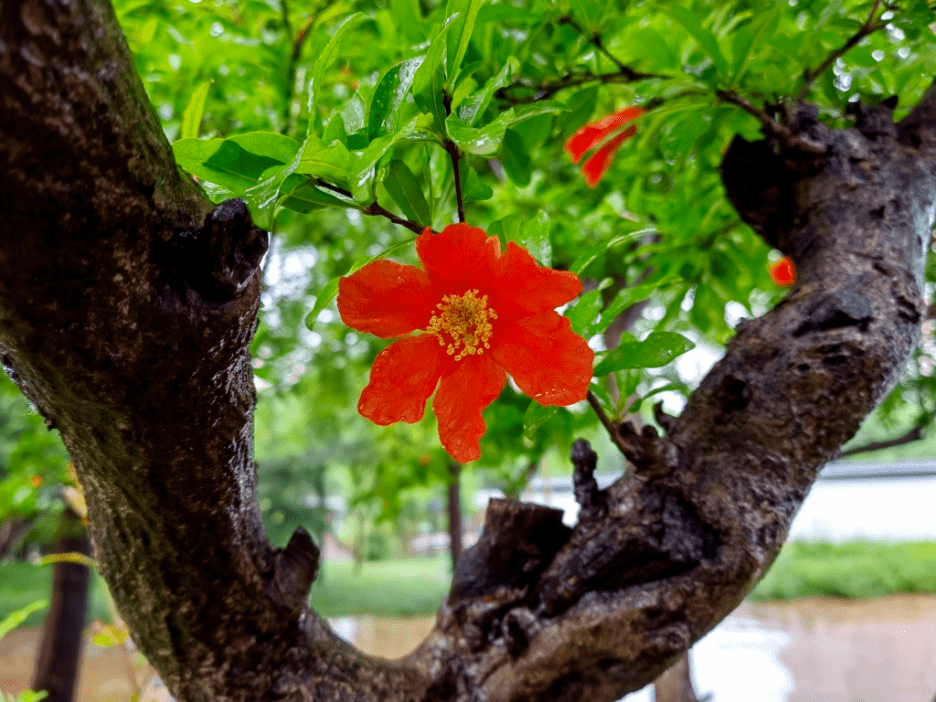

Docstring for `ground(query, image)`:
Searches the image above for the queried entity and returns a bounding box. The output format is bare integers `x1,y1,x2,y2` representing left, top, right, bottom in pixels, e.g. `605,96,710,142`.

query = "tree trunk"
2,0,935,700
653,653,702,702
447,463,464,568
31,510,92,702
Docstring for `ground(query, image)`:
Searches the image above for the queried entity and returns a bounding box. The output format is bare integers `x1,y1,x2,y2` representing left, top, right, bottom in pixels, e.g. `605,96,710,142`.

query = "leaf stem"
442,91,466,223
315,180,430,235
586,390,630,455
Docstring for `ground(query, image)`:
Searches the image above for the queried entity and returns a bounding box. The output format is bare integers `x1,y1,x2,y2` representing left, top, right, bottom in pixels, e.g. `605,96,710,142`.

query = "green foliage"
141,0,936,524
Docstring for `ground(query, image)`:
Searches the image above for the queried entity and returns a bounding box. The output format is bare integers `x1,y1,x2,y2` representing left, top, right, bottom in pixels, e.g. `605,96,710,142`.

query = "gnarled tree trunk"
1,0,934,700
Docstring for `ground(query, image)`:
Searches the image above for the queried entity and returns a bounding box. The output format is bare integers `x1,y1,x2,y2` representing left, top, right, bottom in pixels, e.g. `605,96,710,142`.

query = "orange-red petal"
564,106,644,164
492,241,582,321
358,335,447,425
432,355,506,463
769,257,796,286
338,260,437,338
416,223,500,287
581,126,636,187
492,313,594,406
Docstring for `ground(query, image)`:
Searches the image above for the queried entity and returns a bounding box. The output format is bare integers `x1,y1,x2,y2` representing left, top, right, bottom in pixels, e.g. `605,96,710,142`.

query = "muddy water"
1,596,934,702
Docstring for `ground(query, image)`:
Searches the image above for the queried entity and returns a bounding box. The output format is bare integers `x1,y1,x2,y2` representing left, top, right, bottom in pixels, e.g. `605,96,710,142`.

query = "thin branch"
716,89,828,154
281,15,315,135
315,180,429,235
797,0,887,102
586,390,630,455
838,420,930,458
441,92,466,223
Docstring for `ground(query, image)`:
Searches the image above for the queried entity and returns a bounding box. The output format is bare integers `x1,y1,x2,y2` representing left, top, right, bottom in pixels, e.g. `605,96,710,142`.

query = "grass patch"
310,557,452,617
4,542,936,628
750,540,936,600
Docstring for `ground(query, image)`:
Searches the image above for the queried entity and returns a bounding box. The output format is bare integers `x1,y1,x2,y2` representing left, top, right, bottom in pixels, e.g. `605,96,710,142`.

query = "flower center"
427,289,497,361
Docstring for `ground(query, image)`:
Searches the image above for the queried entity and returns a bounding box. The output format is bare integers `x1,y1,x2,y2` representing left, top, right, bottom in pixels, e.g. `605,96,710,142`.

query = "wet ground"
1,595,934,701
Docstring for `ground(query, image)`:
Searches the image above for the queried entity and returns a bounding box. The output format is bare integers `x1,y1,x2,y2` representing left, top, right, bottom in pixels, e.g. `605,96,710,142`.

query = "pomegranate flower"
338,223,594,463
769,256,796,287
565,106,644,187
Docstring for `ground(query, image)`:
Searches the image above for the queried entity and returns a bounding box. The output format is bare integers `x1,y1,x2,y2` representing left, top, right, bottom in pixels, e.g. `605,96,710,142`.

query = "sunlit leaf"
180,81,211,140
594,332,696,376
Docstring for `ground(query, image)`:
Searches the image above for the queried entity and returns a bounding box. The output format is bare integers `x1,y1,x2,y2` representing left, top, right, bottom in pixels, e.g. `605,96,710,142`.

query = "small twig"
281,10,315,135
797,0,887,102
498,17,665,106
838,420,929,458
716,89,827,154
586,390,630,455
315,180,429,235
442,92,466,223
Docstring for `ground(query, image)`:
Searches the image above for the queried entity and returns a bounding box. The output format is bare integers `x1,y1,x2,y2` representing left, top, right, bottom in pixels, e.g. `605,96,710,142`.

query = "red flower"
565,106,643,187
338,223,594,463
769,257,796,286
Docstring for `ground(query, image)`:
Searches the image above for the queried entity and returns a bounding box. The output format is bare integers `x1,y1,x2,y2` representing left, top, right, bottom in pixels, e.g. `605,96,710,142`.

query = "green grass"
750,540,936,601
3,542,936,630
310,556,452,617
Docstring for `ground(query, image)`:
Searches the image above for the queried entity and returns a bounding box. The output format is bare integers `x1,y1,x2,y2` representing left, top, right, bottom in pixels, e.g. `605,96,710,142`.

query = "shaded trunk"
31,510,92,702
653,653,702,702
447,463,464,568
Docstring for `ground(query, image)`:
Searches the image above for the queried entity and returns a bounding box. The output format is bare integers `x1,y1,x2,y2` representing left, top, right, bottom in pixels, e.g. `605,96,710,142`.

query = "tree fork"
1,0,935,700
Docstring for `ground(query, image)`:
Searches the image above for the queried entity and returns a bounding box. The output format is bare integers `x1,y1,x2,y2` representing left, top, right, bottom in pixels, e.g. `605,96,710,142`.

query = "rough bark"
1,0,934,701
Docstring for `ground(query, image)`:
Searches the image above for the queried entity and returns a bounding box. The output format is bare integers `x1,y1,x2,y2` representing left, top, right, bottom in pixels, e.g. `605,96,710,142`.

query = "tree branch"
797,0,888,102
838,419,930,458
315,180,430,234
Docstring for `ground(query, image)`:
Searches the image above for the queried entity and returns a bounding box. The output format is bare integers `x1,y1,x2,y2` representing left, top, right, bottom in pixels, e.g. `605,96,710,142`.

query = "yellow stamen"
427,289,497,361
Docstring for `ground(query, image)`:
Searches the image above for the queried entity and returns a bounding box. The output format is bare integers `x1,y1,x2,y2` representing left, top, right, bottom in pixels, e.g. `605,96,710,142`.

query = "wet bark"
447,463,464,569
31,510,92,702
1,0,935,700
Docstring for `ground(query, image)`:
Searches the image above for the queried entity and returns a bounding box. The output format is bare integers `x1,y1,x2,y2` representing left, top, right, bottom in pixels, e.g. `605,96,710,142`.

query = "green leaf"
501,128,531,186
519,211,551,266
172,132,302,195
295,137,354,185
413,16,459,132
280,180,353,213
443,0,483,85
383,159,432,227
570,228,656,275
594,276,680,334
0,599,48,642
446,101,567,156
664,5,729,76
368,56,425,139
308,13,364,124
566,288,603,335
305,236,417,331
730,8,778,83
180,81,211,140
594,332,695,376
522,401,559,441
350,117,419,203
460,164,494,202
457,57,517,126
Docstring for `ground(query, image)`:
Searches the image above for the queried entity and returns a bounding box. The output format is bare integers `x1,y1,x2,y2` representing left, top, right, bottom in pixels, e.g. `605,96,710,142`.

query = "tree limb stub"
1,0,935,699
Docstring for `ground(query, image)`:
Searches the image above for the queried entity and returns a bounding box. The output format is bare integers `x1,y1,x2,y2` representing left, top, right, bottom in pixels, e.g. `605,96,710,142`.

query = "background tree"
1,0,935,701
